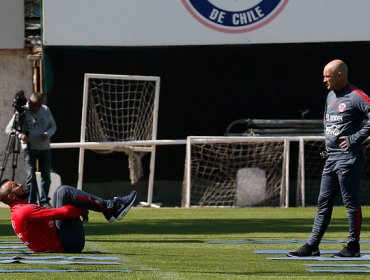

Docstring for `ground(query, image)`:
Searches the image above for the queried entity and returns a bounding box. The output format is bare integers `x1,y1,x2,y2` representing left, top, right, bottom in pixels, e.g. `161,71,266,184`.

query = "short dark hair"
0,179,10,204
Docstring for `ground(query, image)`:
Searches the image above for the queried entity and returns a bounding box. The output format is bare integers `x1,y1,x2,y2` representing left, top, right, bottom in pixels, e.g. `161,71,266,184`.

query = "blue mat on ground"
305,264,370,268
269,255,370,261
255,250,370,254
0,246,28,249
0,259,121,265
206,239,370,245
0,269,132,273
0,242,22,244
206,239,305,244
308,269,370,273
205,239,370,245
0,255,120,261
0,251,32,255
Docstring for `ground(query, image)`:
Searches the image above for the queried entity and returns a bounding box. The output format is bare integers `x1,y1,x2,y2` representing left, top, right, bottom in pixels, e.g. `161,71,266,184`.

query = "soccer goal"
78,73,160,206
297,137,370,206
182,136,289,207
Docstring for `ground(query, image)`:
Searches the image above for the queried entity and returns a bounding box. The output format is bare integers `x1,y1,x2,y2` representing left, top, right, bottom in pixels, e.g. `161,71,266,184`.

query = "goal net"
297,137,370,206
78,73,160,204
182,136,288,207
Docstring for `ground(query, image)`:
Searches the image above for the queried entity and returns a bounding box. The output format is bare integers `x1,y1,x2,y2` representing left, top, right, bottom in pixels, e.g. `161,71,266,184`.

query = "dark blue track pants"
308,156,365,247
53,185,111,252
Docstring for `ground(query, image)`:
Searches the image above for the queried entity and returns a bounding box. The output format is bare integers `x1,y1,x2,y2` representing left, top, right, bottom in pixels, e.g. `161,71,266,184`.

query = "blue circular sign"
182,0,289,33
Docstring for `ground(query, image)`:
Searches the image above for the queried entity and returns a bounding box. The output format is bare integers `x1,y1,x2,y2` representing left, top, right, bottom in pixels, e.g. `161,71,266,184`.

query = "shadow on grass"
0,224,17,237
83,217,370,236
2,216,370,238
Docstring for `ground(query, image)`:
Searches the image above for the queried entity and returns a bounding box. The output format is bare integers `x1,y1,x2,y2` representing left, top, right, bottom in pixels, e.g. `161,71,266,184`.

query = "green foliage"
0,206,369,279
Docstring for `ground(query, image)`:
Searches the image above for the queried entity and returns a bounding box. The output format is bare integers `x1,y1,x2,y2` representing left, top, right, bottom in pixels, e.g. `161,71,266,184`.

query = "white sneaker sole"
107,216,115,223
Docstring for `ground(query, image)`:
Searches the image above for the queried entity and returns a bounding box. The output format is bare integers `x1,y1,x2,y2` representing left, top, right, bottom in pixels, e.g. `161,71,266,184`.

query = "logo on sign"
182,0,289,33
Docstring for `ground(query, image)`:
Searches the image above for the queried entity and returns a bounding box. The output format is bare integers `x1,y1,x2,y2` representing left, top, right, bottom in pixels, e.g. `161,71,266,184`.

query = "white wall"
43,0,370,46
0,0,24,49
0,50,32,184
0,0,27,191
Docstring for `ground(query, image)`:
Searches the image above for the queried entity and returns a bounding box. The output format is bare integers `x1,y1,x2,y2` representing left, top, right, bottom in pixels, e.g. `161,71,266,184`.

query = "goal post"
182,136,289,208
78,73,160,206
296,136,325,207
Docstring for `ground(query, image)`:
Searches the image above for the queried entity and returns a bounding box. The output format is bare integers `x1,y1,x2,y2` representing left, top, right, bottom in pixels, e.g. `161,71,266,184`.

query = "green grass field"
1,206,370,279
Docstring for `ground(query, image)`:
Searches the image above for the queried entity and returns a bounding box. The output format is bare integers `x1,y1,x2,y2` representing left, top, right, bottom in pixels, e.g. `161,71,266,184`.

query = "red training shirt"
9,203,85,252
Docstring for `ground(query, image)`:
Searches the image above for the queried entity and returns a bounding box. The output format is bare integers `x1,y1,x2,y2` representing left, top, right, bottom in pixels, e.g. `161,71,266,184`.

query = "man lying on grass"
0,179,136,253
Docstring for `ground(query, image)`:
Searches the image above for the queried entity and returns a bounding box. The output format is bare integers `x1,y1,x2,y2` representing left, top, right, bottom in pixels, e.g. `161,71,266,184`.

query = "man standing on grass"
6,92,57,206
0,179,136,253
288,59,370,258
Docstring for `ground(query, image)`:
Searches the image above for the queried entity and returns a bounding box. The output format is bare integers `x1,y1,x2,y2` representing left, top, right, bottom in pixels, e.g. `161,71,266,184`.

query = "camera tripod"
0,110,25,182
1,110,46,205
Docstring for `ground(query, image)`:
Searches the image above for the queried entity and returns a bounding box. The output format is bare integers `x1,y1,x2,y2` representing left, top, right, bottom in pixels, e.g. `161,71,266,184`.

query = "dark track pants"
53,185,111,252
308,156,365,247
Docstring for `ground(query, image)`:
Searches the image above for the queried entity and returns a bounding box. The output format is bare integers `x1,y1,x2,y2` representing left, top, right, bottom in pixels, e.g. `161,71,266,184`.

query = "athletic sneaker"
333,243,360,258
287,243,320,257
103,191,137,223
112,190,137,221
103,210,116,223
103,199,116,222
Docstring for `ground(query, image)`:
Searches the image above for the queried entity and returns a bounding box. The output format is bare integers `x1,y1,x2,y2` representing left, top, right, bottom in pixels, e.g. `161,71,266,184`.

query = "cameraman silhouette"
5,92,57,206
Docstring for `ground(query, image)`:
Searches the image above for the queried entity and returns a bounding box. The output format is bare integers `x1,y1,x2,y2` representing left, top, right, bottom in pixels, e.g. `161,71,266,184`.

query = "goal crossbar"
51,140,187,149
